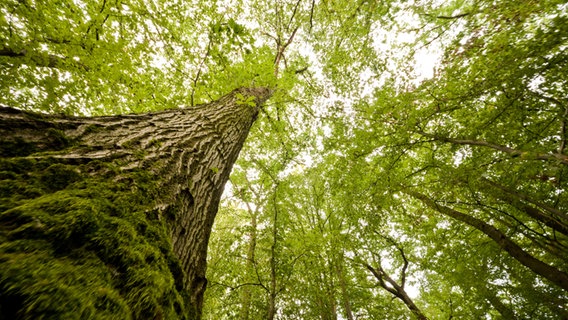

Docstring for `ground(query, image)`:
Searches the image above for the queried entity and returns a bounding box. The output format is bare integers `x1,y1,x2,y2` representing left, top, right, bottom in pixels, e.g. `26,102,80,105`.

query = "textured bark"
0,87,272,319
406,190,568,292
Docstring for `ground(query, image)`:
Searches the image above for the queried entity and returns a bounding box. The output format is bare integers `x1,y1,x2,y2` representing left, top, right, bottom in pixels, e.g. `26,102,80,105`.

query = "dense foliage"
1,0,567,319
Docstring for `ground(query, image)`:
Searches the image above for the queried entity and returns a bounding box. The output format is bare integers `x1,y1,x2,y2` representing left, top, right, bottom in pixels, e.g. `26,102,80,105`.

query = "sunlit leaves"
3,0,568,318
208,0,567,318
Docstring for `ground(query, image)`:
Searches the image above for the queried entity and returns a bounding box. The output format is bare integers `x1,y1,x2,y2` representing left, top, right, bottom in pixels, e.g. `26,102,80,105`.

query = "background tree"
205,0,568,319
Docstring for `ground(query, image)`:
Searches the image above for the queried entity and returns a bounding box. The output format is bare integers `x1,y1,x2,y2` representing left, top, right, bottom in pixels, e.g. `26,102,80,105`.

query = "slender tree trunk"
406,190,568,291
0,87,272,319
239,207,257,320
336,261,354,320
366,263,428,320
267,195,279,320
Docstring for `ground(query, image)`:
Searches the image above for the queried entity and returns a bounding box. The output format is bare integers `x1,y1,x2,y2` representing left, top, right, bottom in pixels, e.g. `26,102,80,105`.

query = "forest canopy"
1,0,567,319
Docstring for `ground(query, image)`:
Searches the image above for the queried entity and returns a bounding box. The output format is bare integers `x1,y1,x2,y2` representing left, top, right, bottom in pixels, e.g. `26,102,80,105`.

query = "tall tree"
0,87,271,319
3,0,568,318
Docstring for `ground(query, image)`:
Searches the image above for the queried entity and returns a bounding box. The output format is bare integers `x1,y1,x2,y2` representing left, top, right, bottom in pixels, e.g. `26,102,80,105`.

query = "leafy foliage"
2,0,568,319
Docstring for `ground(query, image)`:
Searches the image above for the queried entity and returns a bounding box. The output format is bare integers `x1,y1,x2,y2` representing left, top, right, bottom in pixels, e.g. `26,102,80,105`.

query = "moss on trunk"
0,87,273,319
0,157,190,319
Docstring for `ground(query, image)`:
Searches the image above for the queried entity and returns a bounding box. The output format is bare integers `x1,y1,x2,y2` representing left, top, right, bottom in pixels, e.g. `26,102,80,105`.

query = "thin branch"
560,106,568,155
209,281,267,291
286,0,302,32
423,12,471,20
309,0,315,33
190,38,212,106
294,66,308,74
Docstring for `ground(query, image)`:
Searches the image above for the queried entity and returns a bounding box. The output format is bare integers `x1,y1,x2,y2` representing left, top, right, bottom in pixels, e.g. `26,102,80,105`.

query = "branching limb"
405,190,568,291
417,131,568,165
365,262,429,320
273,26,299,77
0,47,89,71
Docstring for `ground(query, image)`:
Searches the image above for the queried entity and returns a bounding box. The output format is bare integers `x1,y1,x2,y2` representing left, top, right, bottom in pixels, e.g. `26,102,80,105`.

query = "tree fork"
0,87,272,319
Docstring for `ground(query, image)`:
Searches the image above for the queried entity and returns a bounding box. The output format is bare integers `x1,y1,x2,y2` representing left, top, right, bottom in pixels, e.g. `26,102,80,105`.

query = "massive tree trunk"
0,87,272,319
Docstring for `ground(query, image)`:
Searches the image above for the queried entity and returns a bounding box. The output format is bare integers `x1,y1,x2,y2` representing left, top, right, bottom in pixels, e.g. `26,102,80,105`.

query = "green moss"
0,137,38,157
83,124,104,135
0,171,17,180
0,158,190,319
45,128,71,150
147,139,162,148
0,128,71,158
0,249,131,319
0,158,37,174
39,163,82,192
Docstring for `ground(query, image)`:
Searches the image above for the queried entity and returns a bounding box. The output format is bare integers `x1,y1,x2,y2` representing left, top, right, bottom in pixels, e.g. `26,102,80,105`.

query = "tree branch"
0,47,89,71
365,263,429,320
273,27,299,78
424,12,471,20
309,0,315,33
418,131,568,165
190,38,212,106
286,0,302,32
405,190,568,291
560,106,567,155
482,178,568,224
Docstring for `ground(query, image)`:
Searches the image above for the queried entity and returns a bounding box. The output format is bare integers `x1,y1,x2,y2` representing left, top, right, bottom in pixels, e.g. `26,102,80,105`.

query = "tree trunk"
239,204,257,320
0,87,272,319
267,194,279,320
335,259,354,320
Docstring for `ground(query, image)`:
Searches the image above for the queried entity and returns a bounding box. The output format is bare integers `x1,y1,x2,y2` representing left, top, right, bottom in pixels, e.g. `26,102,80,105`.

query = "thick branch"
482,179,568,235
406,190,568,291
0,47,89,71
418,131,568,164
